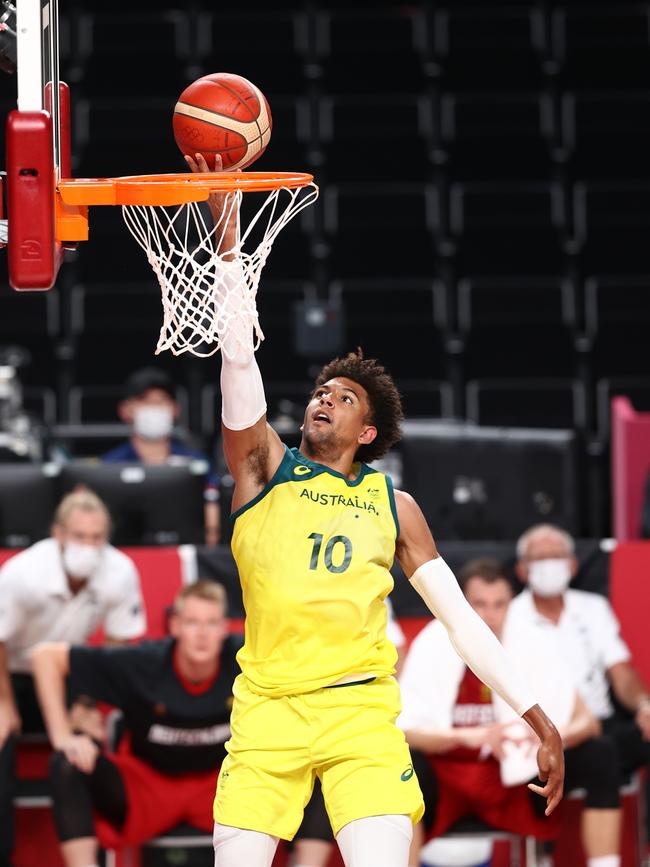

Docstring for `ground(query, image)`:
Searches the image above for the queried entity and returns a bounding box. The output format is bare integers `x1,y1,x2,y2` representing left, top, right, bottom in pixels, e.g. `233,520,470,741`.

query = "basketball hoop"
56,171,319,357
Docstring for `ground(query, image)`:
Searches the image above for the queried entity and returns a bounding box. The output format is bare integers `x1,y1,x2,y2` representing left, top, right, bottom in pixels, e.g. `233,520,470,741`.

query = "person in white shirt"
400,557,622,867
0,489,146,867
510,523,650,867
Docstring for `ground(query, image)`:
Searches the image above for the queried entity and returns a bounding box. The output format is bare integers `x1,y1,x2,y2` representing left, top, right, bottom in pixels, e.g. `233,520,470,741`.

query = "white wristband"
410,557,537,717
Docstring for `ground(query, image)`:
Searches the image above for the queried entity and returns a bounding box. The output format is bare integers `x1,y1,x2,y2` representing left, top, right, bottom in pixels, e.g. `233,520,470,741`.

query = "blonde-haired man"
32,580,238,867
0,490,145,867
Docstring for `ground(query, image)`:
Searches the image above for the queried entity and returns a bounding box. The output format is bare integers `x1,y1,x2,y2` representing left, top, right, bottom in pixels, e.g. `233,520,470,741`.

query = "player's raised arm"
394,489,565,815
186,154,284,510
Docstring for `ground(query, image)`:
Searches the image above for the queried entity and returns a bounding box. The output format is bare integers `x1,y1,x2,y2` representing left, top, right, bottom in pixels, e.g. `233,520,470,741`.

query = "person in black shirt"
32,580,239,867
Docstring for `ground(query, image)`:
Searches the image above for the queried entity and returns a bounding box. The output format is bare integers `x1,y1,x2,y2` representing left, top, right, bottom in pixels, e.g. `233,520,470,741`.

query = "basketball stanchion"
56,171,319,357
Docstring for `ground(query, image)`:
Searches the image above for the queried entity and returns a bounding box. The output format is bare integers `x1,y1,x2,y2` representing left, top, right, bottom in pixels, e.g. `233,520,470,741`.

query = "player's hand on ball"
59,733,99,774
185,153,239,253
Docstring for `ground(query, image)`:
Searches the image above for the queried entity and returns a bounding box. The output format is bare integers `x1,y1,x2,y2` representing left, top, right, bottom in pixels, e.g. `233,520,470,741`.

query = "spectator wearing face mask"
0,490,146,867
102,367,220,545
509,523,650,850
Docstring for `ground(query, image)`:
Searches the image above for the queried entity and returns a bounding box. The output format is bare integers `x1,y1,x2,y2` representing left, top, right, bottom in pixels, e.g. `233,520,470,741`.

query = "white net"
121,181,319,358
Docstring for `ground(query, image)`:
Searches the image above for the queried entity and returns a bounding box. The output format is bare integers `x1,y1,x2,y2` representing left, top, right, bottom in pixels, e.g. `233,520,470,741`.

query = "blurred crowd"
0,497,648,867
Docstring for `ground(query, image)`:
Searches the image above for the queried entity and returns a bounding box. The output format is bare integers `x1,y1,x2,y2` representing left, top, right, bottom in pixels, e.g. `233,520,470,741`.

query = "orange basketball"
173,73,272,171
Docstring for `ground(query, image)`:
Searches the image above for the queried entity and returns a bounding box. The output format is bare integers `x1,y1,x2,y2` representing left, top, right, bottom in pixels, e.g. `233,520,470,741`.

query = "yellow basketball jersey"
231,446,400,697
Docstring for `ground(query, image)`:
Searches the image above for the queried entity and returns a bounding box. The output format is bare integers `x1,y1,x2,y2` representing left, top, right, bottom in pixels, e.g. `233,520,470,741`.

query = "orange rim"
57,172,315,207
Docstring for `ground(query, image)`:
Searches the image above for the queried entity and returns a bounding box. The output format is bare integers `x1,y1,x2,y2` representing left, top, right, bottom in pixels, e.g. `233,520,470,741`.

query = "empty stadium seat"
450,182,567,275
323,184,437,278
553,4,650,88
440,91,558,180
68,283,162,336
466,378,586,429
584,275,650,379
318,95,431,181
562,92,650,179
315,9,428,90
457,276,576,332
585,275,650,334
432,6,550,90
573,183,650,274
73,11,193,96
197,11,310,94
74,98,181,177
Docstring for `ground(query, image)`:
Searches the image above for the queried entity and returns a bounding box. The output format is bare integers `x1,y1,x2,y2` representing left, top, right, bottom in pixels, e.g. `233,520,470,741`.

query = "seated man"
511,522,650,846
399,557,622,867
0,489,145,867
102,366,220,545
32,580,239,867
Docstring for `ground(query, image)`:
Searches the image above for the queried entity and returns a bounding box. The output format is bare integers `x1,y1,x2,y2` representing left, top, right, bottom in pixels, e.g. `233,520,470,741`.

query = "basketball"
173,73,272,171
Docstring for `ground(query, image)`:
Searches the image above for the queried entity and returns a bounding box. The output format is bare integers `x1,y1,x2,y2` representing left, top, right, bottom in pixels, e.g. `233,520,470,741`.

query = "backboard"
7,0,70,290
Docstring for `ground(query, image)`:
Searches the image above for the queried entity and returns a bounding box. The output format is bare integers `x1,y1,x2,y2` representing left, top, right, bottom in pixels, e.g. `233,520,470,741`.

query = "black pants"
0,675,46,867
49,751,127,842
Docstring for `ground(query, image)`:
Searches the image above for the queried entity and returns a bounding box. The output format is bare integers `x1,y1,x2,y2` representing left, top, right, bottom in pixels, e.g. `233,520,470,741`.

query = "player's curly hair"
314,348,404,464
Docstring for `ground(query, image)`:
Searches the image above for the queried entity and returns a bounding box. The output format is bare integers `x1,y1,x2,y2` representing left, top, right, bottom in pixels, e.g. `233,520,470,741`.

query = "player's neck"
299,439,359,479
131,435,171,465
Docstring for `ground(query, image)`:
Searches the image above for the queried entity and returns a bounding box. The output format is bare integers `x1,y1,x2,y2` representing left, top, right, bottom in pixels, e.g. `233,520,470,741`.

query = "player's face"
172,596,228,665
464,576,512,638
302,377,377,459
53,507,109,548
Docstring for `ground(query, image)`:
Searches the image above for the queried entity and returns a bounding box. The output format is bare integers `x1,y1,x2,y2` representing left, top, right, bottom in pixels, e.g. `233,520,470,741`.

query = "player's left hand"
527,730,564,816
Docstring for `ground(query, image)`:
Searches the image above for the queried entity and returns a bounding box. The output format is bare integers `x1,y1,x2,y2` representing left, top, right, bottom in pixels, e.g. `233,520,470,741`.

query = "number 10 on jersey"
308,533,353,574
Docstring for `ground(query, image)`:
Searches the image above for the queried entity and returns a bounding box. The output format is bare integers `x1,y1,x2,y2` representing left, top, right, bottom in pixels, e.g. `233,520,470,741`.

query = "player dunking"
187,155,564,867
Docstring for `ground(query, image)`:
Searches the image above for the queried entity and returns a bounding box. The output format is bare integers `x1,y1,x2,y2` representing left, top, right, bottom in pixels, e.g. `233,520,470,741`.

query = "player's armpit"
393,489,438,578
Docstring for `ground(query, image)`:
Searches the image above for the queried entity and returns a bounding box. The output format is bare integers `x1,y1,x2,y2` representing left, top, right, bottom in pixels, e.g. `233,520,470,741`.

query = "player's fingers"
214,154,223,171
195,153,211,173
184,155,199,173
527,782,547,797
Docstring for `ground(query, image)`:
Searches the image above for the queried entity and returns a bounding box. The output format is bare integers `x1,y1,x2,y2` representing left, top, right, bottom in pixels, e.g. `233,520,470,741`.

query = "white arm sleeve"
218,261,267,431
410,557,537,717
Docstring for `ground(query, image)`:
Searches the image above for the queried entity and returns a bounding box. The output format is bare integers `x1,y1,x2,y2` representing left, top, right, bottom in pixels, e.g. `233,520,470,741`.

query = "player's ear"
358,425,377,446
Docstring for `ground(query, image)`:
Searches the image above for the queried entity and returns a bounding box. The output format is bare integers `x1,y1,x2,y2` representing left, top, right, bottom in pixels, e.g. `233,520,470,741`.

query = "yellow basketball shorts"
213,673,424,841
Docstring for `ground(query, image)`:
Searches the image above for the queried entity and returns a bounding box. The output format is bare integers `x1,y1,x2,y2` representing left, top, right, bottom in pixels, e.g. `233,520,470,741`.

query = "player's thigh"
215,677,314,839
317,678,424,836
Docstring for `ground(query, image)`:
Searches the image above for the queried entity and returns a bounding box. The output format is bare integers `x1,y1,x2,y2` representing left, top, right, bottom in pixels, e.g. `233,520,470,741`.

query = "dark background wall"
2,0,650,537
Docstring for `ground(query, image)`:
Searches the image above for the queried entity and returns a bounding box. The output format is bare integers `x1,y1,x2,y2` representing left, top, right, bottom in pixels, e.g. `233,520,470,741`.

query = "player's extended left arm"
395,490,564,814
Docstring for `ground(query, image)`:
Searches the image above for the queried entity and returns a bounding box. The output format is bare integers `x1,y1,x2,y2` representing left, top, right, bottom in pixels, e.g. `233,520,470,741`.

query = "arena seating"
1,0,648,535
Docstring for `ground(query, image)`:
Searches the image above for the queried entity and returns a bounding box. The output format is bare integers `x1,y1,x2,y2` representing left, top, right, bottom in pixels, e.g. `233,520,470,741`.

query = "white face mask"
62,542,104,580
527,558,572,598
133,406,174,441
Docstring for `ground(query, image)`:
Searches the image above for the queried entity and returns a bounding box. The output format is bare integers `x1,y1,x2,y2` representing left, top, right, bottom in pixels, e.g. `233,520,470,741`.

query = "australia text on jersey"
299,488,381,516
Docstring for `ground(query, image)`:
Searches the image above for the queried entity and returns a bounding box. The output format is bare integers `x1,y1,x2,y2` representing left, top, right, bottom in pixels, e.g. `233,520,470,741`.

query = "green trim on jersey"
230,445,380,522
385,474,400,539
